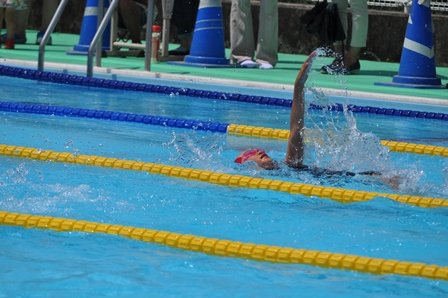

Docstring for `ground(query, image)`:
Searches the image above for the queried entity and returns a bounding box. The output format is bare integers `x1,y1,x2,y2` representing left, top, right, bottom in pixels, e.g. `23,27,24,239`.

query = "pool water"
0,74,448,297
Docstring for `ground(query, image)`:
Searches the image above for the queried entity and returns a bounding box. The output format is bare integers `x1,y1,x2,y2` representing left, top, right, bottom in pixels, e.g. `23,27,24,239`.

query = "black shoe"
168,46,190,56
320,54,343,74
35,31,52,45
0,33,27,44
322,60,361,75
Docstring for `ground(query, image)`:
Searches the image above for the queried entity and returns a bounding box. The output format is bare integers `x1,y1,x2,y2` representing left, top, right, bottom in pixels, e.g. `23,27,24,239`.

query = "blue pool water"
1,73,448,297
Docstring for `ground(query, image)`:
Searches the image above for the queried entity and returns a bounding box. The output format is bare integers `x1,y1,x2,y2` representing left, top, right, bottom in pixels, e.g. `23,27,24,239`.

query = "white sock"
240,60,258,68
258,62,273,69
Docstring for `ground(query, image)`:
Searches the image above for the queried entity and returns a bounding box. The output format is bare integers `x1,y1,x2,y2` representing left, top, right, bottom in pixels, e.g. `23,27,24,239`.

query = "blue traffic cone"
378,0,442,88
67,0,111,55
176,0,230,67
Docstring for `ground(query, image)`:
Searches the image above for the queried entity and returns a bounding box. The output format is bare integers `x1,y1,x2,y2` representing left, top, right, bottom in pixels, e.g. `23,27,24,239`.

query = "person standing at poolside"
230,0,278,69
0,0,29,49
168,0,199,56
321,0,368,75
0,0,59,45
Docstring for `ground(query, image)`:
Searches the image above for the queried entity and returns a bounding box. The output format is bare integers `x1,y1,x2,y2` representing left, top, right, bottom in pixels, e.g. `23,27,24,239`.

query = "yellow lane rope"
1,210,447,281
227,124,448,157
1,144,447,208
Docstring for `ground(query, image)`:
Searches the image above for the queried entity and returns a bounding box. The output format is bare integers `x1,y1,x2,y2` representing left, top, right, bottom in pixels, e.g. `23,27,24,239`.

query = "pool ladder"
37,0,169,77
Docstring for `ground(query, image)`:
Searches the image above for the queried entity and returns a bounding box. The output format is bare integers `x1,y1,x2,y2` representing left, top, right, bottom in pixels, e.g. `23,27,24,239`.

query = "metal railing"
38,0,157,76
37,0,70,71
87,0,119,77
87,0,156,77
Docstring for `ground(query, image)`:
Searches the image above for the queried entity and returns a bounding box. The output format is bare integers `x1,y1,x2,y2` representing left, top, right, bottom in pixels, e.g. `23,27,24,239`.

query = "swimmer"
235,51,401,188
235,51,314,171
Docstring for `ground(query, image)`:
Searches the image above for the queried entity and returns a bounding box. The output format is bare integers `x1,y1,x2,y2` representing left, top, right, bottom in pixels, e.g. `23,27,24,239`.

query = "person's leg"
0,7,4,43
170,0,199,54
5,7,16,48
40,0,58,31
118,0,142,43
35,0,58,44
0,4,28,43
254,0,278,68
331,0,348,55
344,0,368,66
15,7,29,38
230,0,255,66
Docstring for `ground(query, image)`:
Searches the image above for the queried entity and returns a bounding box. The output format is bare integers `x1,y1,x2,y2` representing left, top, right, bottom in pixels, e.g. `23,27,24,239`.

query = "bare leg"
0,8,4,38
5,7,15,39
334,44,344,54
40,0,59,31
344,0,368,67
16,6,29,35
3,7,16,48
344,46,361,67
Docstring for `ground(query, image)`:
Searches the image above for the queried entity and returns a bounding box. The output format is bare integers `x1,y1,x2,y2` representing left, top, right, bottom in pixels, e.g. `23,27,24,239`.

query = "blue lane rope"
2,101,448,158
0,65,447,121
0,101,230,133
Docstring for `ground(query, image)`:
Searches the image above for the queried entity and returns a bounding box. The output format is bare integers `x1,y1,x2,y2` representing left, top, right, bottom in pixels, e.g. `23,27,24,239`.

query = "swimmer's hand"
366,172,402,189
378,174,402,190
295,51,317,87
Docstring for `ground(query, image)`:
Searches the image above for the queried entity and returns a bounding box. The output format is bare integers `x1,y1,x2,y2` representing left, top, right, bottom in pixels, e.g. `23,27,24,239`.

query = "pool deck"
1,31,447,105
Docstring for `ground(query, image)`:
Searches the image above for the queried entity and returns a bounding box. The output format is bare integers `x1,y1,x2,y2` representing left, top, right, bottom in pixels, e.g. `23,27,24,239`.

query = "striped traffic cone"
378,0,442,88
174,0,229,67
67,0,111,55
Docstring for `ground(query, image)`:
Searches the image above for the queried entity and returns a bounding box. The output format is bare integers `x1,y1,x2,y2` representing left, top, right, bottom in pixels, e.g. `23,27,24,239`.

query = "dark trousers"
172,0,199,37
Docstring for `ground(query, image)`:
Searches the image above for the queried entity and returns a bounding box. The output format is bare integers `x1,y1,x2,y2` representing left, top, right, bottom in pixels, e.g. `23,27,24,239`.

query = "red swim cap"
234,148,269,164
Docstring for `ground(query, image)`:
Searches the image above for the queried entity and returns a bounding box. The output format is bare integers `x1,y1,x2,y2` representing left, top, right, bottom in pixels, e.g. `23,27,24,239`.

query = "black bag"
300,0,346,44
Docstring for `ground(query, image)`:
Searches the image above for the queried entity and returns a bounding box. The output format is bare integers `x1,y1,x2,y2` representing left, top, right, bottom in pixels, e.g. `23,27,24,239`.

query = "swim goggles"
234,148,270,164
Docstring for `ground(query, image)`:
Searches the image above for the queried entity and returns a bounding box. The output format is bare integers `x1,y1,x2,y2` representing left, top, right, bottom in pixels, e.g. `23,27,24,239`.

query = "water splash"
4,163,29,185
302,51,427,191
64,139,74,149
164,131,227,171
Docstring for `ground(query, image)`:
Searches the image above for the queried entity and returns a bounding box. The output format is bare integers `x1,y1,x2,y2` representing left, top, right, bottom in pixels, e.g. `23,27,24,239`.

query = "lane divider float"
0,65,447,121
1,210,447,281
0,144,447,208
1,102,447,157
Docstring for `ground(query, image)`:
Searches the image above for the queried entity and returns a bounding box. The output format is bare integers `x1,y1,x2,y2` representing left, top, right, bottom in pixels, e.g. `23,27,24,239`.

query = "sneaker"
4,38,15,49
168,46,189,56
320,54,343,74
238,59,258,68
36,31,52,45
258,62,274,69
0,33,26,44
322,60,361,75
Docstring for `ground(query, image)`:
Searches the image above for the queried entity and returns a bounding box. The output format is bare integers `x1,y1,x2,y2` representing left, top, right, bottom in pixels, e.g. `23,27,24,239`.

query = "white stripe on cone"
199,0,221,9
403,37,434,59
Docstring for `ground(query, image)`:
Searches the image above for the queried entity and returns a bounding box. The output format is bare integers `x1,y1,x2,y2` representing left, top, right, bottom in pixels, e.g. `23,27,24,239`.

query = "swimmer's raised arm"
285,52,316,168
234,52,316,171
